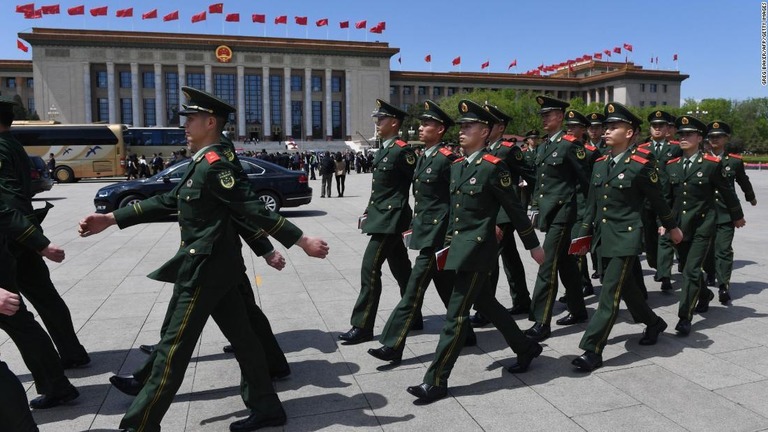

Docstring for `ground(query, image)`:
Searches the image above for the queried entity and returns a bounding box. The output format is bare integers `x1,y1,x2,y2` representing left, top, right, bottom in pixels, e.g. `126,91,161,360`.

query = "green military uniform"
658,116,743,335
702,121,756,303
342,99,416,342
520,129,541,210
116,88,303,432
421,100,541,390
575,103,678,364
377,101,464,353
527,96,590,339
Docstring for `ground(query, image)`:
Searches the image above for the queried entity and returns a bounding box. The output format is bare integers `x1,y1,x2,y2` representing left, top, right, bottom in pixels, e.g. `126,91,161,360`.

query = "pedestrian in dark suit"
320,151,334,198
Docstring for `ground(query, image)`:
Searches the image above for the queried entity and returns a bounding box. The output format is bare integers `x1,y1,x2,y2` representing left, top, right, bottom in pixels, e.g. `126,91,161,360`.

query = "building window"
418,86,427,95
214,73,237,123
650,101,657,107
27,98,35,114
640,83,645,92
331,76,342,93
142,72,155,89
332,101,342,139
390,85,397,95
290,75,302,92
662,101,668,106
311,101,322,139
96,71,108,88
447,87,456,96
244,74,262,124
120,98,133,125
650,84,657,93
639,101,645,107
119,71,131,89
403,103,411,112
186,72,205,90
97,98,109,122
165,72,179,125
5,78,15,88
311,76,322,92
403,86,412,95
26,78,33,88
291,101,303,138
143,98,156,126
663,84,668,93
269,75,282,134
433,87,442,96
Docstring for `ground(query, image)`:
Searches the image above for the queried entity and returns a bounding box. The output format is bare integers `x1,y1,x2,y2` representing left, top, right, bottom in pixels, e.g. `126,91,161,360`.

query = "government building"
3,27,688,143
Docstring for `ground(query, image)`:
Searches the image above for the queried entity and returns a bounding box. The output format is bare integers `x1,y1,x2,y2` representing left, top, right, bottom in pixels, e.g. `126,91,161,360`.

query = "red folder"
435,246,450,270
568,236,592,255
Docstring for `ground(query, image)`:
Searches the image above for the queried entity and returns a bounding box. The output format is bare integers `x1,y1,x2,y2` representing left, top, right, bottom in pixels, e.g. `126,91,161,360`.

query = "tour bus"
10,122,126,183
124,127,188,163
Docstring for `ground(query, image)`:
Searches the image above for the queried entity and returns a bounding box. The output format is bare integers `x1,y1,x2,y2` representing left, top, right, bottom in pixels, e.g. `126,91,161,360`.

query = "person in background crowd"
47,153,55,181
334,152,347,197
320,151,334,198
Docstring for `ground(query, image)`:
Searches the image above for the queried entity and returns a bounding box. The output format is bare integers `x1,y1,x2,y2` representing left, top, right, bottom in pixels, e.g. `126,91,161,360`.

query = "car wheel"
257,191,281,212
119,194,144,209
54,166,75,183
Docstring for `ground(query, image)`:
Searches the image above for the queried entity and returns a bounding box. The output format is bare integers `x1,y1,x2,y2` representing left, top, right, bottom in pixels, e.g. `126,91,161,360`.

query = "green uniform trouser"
485,223,530,308
677,234,712,321
579,256,658,354
12,246,87,362
120,283,281,432
642,208,660,269
703,222,735,290
0,360,37,432
351,233,413,330
379,247,458,350
424,270,533,387
530,222,586,324
655,234,676,280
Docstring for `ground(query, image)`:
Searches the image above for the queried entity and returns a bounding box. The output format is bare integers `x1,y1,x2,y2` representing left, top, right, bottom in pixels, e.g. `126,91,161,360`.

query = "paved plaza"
5,168,768,432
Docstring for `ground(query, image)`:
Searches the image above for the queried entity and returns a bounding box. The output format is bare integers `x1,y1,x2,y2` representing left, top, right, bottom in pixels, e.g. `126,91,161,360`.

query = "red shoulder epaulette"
395,140,408,148
728,153,743,159
439,147,454,158
452,157,466,164
631,154,649,165
584,144,597,152
482,154,502,164
596,155,609,162
205,151,221,164
667,157,681,165
562,134,577,142
635,146,651,155
638,142,651,148
501,141,514,148
669,140,680,145
703,154,720,163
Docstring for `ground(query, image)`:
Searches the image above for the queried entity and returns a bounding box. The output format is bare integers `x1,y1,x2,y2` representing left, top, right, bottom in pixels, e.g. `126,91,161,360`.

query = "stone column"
324,68,332,139
154,63,165,127
178,64,186,126
83,63,92,123
284,67,292,138
237,65,246,139
344,70,352,139
204,64,213,93
304,68,312,139
262,67,271,138
106,61,116,123
130,63,141,126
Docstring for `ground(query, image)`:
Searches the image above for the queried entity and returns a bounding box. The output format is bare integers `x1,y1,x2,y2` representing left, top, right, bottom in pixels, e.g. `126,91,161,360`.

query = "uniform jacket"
114,143,303,288
577,152,677,258
444,150,539,272
665,152,743,241
489,139,534,225
410,144,456,250
530,132,590,231
363,137,416,234
713,152,755,224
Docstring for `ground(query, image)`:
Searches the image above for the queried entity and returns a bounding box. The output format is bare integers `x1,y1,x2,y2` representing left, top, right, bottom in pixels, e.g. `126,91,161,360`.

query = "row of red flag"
14,3,387,31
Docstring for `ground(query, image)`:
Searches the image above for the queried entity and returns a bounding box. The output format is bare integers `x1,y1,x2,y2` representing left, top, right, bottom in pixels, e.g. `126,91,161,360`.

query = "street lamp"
686,105,708,119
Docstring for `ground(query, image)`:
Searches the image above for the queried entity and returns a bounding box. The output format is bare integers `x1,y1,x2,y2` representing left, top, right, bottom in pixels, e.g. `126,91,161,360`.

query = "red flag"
295,16,308,25
208,3,223,14
425,54,431,63
355,20,366,29
26,9,44,19
252,14,265,23
594,53,602,60
507,59,517,69
225,13,239,22
538,63,544,71
316,18,328,27
604,49,611,57
613,47,621,54
17,39,29,52
452,56,461,66
370,23,384,33
16,3,35,14
481,60,490,70
90,6,107,16
116,8,133,18
41,5,60,14
142,9,157,19
568,64,574,72
191,11,206,23
339,20,349,28
375,21,386,30
274,15,287,24
623,43,633,52
67,5,84,15
673,53,678,61
163,10,179,21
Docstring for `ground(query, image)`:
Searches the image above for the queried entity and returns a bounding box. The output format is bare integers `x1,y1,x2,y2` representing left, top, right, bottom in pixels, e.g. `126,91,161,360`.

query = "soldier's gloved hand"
529,246,545,265
297,236,329,258
733,218,746,228
263,250,286,271
0,288,20,316
668,227,684,245
40,244,65,263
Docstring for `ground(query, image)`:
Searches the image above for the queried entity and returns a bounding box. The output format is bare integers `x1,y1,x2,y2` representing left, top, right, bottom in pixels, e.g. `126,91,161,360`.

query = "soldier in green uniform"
339,99,417,345
368,100,477,364
406,100,545,404
586,112,608,156
571,102,683,371
702,121,756,304
658,115,745,336
525,96,590,342
520,129,540,210
78,87,330,432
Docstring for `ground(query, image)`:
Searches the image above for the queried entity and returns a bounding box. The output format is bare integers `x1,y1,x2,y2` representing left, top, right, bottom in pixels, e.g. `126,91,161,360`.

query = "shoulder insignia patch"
703,154,720,163
728,153,743,159
482,154,502,164
575,147,586,160
499,170,512,187
515,150,524,160
501,141,514,148
667,157,681,165
405,152,416,165
395,140,408,148
650,170,659,183
562,134,577,142
631,154,649,165
596,155,609,162
584,144,597,152
635,146,651,155
439,147,454,157
453,157,466,164
205,151,221,164
217,169,235,189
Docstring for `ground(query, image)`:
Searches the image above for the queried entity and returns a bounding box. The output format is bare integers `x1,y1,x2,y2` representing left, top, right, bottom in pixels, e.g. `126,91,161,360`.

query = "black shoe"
410,320,424,331
675,319,692,336
557,295,567,304
660,277,673,292
556,313,588,326
464,332,477,347
507,304,530,315
61,354,91,369
109,374,143,396
695,288,715,313
223,345,234,353
572,351,603,371
338,327,373,345
583,284,595,297
139,344,155,354
229,407,287,432
591,271,600,279
524,323,551,342
706,273,717,286
406,383,447,403
469,312,490,328
367,345,403,363
719,285,731,305
29,384,79,409
270,366,291,380
677,263,683,273
639,318,668,345
507,343,543,373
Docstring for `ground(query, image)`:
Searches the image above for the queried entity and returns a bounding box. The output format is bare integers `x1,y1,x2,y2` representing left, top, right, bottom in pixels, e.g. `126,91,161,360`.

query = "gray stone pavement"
3,168,768,432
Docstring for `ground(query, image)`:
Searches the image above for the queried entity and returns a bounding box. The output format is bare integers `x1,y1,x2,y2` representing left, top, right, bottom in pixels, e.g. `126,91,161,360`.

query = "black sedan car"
29,155,55,196
94,156,312,213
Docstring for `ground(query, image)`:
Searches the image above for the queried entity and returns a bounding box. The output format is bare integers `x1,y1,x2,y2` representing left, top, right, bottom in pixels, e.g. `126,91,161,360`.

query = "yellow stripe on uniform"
394,256,434,348
595,257,631,354
16,225,36,243
360,238,388,325
433,272,479,386
266,217,286,236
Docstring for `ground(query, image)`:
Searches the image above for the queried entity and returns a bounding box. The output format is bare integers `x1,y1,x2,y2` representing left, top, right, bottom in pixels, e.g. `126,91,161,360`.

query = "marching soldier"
339,99,417,345
525,96,590,342
658,115,745,336
406,100,544,404
571,102,683,371
520,129,541,209
702,121,756,304
586,112,608,155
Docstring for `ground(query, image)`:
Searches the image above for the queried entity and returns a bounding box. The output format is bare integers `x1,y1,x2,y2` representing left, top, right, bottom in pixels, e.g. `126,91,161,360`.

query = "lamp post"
686,105,708,119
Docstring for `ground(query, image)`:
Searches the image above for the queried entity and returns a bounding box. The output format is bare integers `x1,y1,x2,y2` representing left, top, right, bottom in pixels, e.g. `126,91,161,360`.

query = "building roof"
0,60,33,73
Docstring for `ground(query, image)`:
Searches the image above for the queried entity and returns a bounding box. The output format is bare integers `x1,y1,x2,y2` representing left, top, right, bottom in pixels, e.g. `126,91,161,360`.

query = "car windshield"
150,161,191,181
